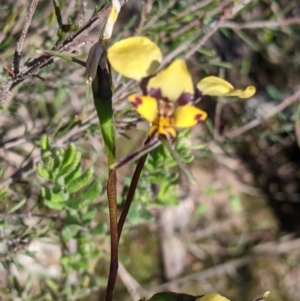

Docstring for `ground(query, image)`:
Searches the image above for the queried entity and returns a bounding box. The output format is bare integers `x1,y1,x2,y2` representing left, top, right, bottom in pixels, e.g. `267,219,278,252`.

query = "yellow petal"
103,0,121,39
198,293,230,301
107,37,162,80
197,76,256,98
128,94,158,122
173,105,207,128
148,59,194,101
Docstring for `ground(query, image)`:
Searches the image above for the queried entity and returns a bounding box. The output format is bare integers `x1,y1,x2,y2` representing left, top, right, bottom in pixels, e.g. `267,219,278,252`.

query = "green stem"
92,63,118,301
160,136,196,184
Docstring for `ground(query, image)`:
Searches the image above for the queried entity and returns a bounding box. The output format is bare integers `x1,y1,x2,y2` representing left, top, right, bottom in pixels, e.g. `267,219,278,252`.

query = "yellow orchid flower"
107,36,256,139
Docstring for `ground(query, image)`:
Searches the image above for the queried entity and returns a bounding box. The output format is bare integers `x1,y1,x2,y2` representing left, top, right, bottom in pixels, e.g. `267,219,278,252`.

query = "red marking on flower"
131,96,143,108
194,88,203,100
195,113,205,123
177,92,194,106
148,88,162,99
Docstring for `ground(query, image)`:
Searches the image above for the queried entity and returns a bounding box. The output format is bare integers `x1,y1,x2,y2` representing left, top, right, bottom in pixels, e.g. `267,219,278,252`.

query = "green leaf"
59,151,81,178
209,60,232,69
44,187,65,203
9,199,26,213
35,49,85,67
62,225,80,239
42,187,66,209
161,136,196,184
82,209,96,222
91,223,107,235
44,199,64,210
40,135,50,152
67,168,94,194
46,278,59,291
60,144,77,170
64,163,82,186
36,163,51,179
65,180,102,209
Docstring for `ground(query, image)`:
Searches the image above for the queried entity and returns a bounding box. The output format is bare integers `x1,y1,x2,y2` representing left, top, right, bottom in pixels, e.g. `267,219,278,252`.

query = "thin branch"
142,0,177,31
0,213,58,221
176,0,216,20
117,153,148,240
13,0,40,76
150,237,300,293
162,0,253,67
0,2,114,102
118,262,146,301
222,17,300,29
222,89,300,139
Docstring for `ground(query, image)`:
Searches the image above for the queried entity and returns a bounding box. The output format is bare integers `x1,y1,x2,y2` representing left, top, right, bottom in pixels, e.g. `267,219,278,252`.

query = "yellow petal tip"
197,76,256,99
263,291,270,299
240,85,256,98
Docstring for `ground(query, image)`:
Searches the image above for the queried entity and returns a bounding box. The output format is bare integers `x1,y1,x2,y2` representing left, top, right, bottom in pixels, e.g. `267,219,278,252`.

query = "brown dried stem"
13,0,40,76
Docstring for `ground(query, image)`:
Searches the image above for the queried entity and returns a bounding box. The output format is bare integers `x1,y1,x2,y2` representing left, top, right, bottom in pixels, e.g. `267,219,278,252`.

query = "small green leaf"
82,209,96,222
46,278,59,291
60,144,77,172
67,168,94,194
9,199,26,213
45,187,65,202
209,60,232,69
91,223,107,235
42,187,66,209
44,199,64,210
36,163,51,179
35,49,85,67
59,151,81,178
40,135,50,152
64,163,82,186
65,180,101,209
62,225,80,239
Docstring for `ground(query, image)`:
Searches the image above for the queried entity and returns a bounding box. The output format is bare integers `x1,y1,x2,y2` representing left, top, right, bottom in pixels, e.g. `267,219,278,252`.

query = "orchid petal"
148,59,194,101
128,94,158,122
173,106,207,128
107,37,162,80
197,76,256,98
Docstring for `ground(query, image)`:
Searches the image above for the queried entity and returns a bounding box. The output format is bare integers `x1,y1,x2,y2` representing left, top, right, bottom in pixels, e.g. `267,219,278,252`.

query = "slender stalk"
92,62,118,301
105,169,118,301
160,136,196,184
117,153,148,240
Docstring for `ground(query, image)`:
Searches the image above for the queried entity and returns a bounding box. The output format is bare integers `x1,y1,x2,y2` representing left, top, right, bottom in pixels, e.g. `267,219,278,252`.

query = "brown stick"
105,169,119,301
0,2,114,101
13,0,40,76
117,153,148,240
223,89,300,139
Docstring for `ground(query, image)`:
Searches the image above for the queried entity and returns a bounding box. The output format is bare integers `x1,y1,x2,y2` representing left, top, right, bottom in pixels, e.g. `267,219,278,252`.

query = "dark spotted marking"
195,113,205,123
177,92,194,106
132,96,143,108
